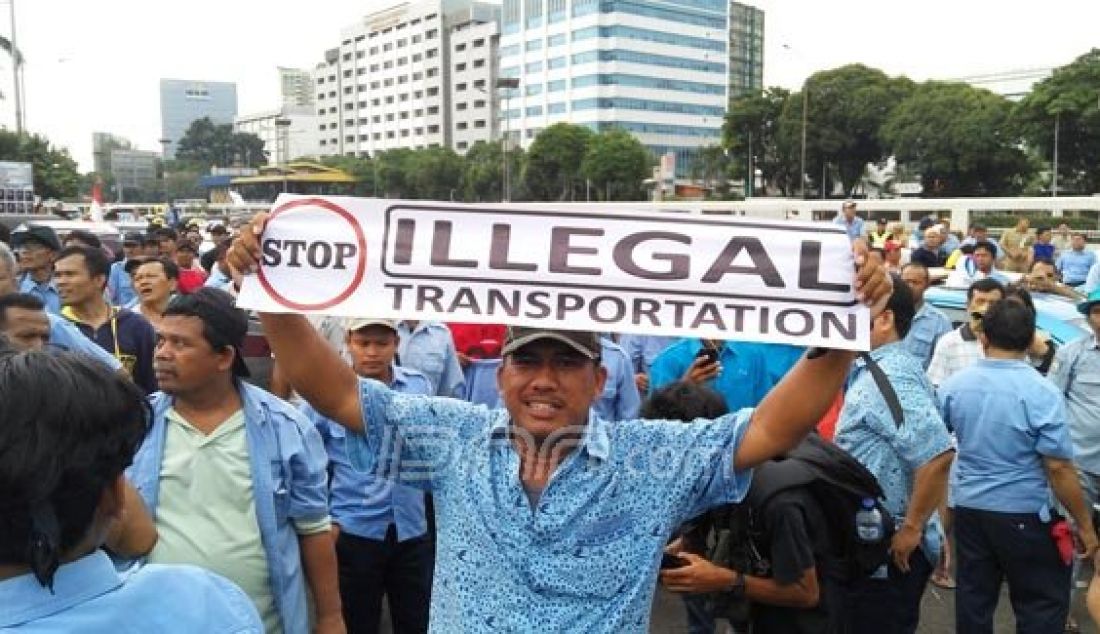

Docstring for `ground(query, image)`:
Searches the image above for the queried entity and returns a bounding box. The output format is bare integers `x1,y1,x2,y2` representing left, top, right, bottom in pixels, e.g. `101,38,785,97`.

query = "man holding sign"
229,204,890,632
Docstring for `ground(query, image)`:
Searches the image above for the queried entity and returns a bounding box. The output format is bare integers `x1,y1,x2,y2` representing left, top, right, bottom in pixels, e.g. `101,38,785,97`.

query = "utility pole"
1052,112,1059,197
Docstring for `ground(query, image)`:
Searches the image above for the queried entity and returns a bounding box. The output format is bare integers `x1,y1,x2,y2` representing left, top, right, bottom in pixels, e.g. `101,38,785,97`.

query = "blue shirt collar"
488,410,611,462
0,550,120,628
855,340,905,367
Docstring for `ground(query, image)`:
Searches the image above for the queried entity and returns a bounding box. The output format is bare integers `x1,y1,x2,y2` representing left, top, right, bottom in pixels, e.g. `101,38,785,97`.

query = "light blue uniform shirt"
834,343,954,519
347,378,753,632
649,339,801,411
127,382,330,634
463,357,503,407
900,302,953,369
594,337,642,422
0,550,262,632
1083,262,1100,295
107,260,137,307
397,321,466,398
1058,248,1098,285
833,214,865,241
617,334,676,374
18,274,60,314
304,365,434,541
47,313,124,371
1049,334,1100,475
204,267,234,291
939,358,1074,513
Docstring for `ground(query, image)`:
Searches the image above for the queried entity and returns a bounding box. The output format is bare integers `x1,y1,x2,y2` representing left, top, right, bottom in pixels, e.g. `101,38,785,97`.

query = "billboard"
0,161,35,214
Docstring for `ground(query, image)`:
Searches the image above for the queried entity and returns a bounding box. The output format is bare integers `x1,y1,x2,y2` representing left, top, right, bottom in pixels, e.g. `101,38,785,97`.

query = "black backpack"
734,433,895,583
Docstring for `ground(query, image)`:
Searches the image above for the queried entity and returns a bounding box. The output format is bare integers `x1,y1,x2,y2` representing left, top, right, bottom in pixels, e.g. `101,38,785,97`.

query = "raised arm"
229,213,363,432
734,244,891,471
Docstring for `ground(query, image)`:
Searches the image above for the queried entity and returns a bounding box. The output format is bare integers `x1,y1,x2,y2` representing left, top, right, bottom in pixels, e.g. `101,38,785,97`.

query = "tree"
1014,48,1100,194
461,141,505,201
581,128,651,201
0,130,81,199
779,65,913,195
689,145,730,196
523,123,594,201
174,117,268,169
881,82,1034,196
375,148,415,198
723,87,793,195
318,155,376,196
405,146,464,200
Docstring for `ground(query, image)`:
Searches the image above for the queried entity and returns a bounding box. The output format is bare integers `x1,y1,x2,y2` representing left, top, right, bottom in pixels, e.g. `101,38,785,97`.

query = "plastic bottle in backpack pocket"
856,498,889,579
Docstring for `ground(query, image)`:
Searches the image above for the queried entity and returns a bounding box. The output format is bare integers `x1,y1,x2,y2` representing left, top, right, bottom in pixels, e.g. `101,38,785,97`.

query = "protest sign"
237,195,869,350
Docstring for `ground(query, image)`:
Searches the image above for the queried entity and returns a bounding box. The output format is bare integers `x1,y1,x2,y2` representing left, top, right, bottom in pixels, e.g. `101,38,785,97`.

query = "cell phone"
660,553,689,570
695,347,719,366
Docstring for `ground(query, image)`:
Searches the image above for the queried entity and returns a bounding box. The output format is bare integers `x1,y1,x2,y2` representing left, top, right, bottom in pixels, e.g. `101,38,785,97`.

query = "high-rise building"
499,0,730,176
449,3,500,154
279,67,315,108
159,79,239,159
91,132,160,200
315,0,500,158
234,106,319,165
728,2,764,100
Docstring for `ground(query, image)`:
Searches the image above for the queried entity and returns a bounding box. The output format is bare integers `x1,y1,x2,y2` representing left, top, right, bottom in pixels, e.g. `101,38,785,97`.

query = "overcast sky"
3,0,1098,171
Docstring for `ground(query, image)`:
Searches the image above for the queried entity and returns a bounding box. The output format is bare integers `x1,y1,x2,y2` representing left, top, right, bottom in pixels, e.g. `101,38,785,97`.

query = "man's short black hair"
0,350,150,588
887,273,916,339
972,240,997,257
0,223,10,245
969,222,987,232
154,227,178,242
640,381,729,421
1036,226,1051,236
1003,284,1036,314
127,256,180,280
981,298,1034,352
65,229,102,250
967,277,1005,302
900,262,929,281
1029,258,1056,272
56,245,111,282
164,288,250,377
0,293,45,326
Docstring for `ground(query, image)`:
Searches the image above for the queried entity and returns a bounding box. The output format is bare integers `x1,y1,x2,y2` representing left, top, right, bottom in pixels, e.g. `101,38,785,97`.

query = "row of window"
571,97,724,116
455,120,489,130
318,125,445,145
454,59,488,72
453,38,488,52
570,25,725,52
319,105,445,130
571,0,725,29
570,49,724,74
571,73,725,95
341,15,439,44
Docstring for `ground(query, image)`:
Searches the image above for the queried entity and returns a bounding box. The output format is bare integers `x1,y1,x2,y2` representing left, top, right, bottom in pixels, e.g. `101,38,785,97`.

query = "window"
413,53,422,62
398,57,408,66
356,50,366,59
401,112,409,119
415,126,424,134
346,135,355,142
370,46,379,54
456,43,467,52
401,129,410,137
373,115,381,123
414,90,424,98
384,78,394,86
473,59,485,68
426,28,438,39
383,43,392,51
547,79,566,91
457,121,468,130
386,113,395,121
371,98,380,106
426,68,439,78
343,69,353,78
384,61,393,69
371,81,380,89
358,100,367,108
428,105,440,114
473,38,485,47
400,93,409,101
456,82,467,91
412,34,421,44
526,105,543,116
319,123,327,130
344,102,354,111
370,64,379,72
525,61,542,73
473,79,486,88
387,131,395,139
548,33,566,47
474,119,486,128
343,52,352,61
359,134,369,141
499,44,519,57
399,75,408,84
412,72,423,80
526,39,542,52
427,87,439,96
547,102,566,114
456,62,467,72
414,109,424,117
457,102,468,110
357,68,367,75
398,38,407,47
428,124,440,133
526,84,542,96
547,56,566,70
457,141,468,150
426,48,438,58
373,132,381,140
344,86,353,94
474,99,486,107
385,96,394,104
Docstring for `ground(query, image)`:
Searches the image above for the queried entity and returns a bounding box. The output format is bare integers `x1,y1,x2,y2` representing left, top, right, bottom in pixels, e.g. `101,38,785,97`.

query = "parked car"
925,285,1089,345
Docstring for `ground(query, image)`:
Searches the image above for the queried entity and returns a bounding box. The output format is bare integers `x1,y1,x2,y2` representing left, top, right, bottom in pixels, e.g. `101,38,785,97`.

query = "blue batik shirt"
304,365,434,541
834,342,953,519
346,378,753,632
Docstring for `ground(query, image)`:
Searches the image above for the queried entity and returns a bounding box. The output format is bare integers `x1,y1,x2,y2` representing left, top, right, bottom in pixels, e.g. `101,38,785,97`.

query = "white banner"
237,196,869,350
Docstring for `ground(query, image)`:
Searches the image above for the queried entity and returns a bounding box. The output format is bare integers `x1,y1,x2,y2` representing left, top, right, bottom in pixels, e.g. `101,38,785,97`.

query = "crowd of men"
1,204,1099,634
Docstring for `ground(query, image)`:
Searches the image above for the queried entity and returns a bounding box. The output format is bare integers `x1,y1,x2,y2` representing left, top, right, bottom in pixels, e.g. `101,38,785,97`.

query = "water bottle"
855,498,884,543
855,498,888,579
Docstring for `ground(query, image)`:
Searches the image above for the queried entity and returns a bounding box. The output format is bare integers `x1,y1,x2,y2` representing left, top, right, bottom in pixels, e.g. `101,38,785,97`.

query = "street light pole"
496,77,520,202
800,87,808,199
9,0,23,134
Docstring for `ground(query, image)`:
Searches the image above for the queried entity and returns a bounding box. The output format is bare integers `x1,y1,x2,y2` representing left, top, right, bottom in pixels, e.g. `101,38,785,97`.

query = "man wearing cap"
108,232,144,307
833,200,865,242
869,217,893,249
12,224,62,314
125,288,344,634
302,318,435,634
228,211,892,631
959,223,1004,261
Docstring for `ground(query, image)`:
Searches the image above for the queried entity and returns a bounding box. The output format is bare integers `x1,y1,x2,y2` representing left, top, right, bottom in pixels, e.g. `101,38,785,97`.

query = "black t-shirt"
748,488,844,634
910,247,946,268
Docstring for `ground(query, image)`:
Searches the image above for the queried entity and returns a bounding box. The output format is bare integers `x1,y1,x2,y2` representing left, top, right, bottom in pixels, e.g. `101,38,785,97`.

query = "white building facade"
315,0,499,158
448,4,500,153
499,0,729,176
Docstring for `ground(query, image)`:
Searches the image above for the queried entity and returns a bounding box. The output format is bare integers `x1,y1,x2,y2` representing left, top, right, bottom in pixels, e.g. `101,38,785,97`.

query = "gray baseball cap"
501,327,600,359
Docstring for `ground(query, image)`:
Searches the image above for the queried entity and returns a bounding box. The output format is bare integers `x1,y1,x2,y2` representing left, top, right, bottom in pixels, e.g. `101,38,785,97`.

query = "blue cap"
1079,289,1100,315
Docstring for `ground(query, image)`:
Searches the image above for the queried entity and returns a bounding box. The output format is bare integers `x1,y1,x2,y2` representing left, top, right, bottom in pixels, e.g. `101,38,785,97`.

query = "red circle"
256,198,367,311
